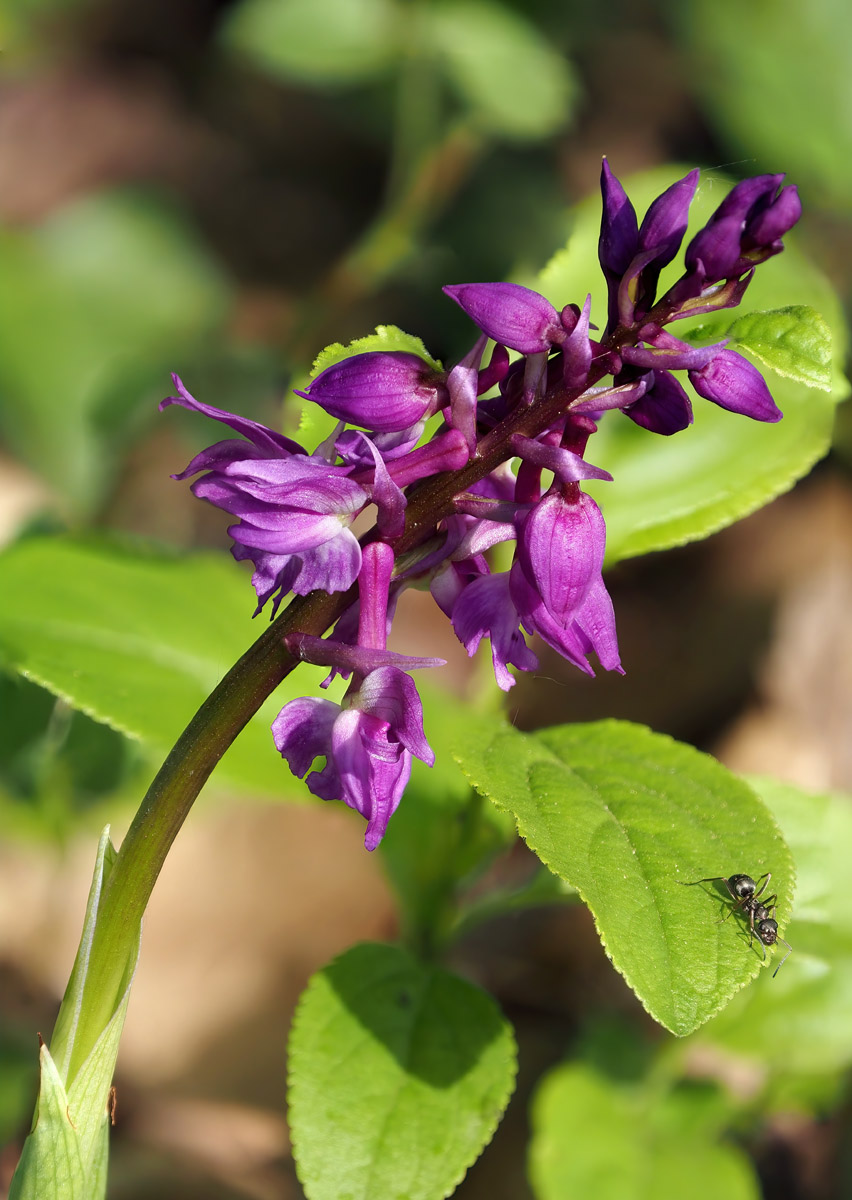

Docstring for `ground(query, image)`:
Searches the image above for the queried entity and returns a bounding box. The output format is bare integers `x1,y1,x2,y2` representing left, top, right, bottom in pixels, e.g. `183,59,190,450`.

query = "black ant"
679,872,792,977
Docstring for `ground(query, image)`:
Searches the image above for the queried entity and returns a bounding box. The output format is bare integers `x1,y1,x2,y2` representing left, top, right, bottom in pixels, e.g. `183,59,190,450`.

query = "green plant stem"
53,585,346,1084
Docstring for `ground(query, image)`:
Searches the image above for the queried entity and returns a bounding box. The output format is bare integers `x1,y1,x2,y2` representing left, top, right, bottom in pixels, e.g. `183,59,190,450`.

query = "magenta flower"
273,543,441,849
272,663,435,850
296,351,448,433
161,375,368,614
162,163,800,846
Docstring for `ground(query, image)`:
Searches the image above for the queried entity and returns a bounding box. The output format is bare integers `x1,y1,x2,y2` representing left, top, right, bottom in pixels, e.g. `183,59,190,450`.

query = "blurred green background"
0,0,851,1196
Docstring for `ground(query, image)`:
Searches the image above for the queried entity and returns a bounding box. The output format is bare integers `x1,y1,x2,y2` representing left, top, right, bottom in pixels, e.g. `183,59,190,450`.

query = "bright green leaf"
426,0,577,139
454,718,794,1035
534,166,849,564
288,942,516,1200
0,193,229,515
728,307,832,391
698,778,852,1073
309,324,443,378
222,0,397,85
0,537,338,799
529,1062,759,1200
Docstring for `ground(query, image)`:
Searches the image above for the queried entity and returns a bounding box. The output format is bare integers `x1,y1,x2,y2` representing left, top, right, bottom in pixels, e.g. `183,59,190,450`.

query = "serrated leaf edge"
453,719,797,1036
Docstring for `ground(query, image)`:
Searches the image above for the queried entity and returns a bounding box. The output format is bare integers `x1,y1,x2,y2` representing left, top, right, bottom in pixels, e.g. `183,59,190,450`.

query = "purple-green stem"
50,324,639,1085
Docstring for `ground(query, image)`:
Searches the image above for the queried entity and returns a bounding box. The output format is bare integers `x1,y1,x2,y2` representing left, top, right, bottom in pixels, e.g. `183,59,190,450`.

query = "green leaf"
9,828,140,1200
425,0,578,140
674,0,852,215
0,193,229,515
288,942,516,1200
533,166,849,564
454,718,794,1036
728,306,832,391
697,778,852,1073
309,324,443,378
0,537,338,799
222,0,397,85
529,1063,759,1200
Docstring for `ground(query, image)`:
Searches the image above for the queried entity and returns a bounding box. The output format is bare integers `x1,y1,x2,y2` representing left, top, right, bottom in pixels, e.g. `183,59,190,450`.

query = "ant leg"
678,877,726,886
772,939,792,978
753,872,771,900
716,903,738,925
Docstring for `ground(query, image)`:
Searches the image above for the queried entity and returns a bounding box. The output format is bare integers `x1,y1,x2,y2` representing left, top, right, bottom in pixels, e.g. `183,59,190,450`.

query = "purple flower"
450,570,538,690
509,559,622,676
443,282,568,354
296,351,448,433
274,544,440,849
272,665,434,850
161,375,368,614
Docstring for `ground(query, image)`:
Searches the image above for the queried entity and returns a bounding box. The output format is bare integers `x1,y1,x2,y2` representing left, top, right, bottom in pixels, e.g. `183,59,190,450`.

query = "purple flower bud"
684,175,800,286
296,352,448,433
688,349,782,422
599,160,639,277
623,369,693,435
516,490,607,628
745,185,801,249
685,214,749,283
713,174,785,222
443,282,564,354
638,169,700,268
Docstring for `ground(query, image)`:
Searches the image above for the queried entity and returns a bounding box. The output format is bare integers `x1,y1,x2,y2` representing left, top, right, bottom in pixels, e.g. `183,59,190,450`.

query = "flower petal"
161,374,303,457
